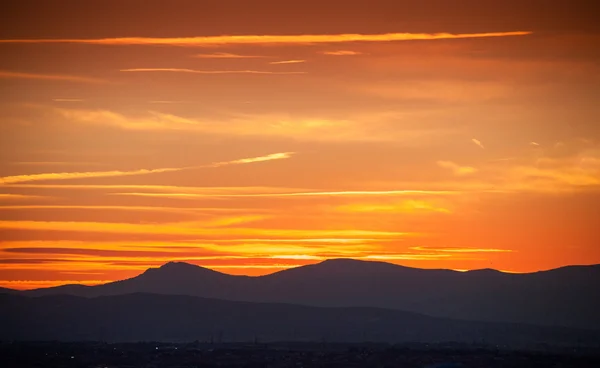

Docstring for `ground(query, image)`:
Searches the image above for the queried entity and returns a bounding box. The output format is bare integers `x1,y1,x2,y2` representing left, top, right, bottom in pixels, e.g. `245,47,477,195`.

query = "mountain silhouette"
15,259,600,330
2,293,599,346
0,287,18,294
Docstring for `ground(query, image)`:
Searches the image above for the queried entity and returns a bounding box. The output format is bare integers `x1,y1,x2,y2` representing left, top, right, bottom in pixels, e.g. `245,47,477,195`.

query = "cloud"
411,246,513,253
0,152,294,184
193,52,267,59
2,247,221,258
269,60,306,65
447,140,600,193
52,98,84,102
437,161,477,175
530,141,540,146
363,254,454,261
0,194,45,200
509,165,600,188
120,68,306,75
0,220,409,239
57,109,201,130
203,215,268,228
0,205,256,215
2,183,304,194
0,167,184,185
211,152,294,167
321,50,362,56
472,138,485,149
337,200,451,214
0,70,105,83
54,108,448,141
110,189,458,199
0,31,532,47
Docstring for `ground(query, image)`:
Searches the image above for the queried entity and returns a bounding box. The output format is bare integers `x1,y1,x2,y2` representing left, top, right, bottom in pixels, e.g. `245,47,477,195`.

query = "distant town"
3,341,600,368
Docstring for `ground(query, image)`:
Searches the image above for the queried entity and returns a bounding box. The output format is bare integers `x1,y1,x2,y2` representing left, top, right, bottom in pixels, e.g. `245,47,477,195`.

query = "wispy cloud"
269,60,306,65
0,152,294,184
148,100,188,104
321,50,362,56
52,98,84,102
211,152,295,167
364,254,454,261
0,70,105,83
263,190,457,197
56,109,199,130
0,167,183,185
1,183,304,194
54,108,446,141
411,246,513,253
472,138,485,149
0,194,46,200
0,220,409,239
193,52,267,59
120,68,306,75
437,161,477,175
0,205,258,215
111,189,457,199
0,31,532,47
337,200,451,214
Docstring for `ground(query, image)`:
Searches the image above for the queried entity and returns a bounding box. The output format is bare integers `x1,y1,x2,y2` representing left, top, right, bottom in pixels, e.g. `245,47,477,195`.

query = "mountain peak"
140,261,224,277
159,261,200,270
467,268,503,274
317,258,410,269
319,258,366,265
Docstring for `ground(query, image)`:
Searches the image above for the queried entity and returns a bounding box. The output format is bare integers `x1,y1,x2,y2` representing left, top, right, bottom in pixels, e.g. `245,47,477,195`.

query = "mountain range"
5,259,600,331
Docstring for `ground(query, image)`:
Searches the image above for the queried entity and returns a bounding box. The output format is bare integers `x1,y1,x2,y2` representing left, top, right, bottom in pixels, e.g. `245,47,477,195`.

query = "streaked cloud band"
0,31,532,47
120,68,306,75
0,152,294,184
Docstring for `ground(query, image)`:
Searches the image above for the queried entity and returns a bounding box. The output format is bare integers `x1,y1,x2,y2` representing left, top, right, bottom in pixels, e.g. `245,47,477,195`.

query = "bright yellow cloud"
321,50,362,56
0,31,532,46
0,152,294,184
0,167,184,185
269,60,306,65
210,152,295,167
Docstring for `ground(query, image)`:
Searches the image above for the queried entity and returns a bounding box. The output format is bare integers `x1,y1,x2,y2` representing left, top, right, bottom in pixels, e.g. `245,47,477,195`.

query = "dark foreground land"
2,342,599,368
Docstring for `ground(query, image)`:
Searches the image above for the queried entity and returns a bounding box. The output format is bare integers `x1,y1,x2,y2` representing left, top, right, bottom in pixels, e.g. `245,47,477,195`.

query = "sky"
0,0,599,289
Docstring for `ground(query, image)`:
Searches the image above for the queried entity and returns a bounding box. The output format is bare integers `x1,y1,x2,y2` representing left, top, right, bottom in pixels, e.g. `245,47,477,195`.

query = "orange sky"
1,0,599,289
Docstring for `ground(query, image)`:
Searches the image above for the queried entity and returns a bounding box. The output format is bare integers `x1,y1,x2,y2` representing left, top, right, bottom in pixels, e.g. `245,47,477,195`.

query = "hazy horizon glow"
1,0,599,289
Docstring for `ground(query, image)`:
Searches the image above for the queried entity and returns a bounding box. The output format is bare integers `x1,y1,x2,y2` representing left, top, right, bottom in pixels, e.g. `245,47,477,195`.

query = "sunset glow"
1,0,599,289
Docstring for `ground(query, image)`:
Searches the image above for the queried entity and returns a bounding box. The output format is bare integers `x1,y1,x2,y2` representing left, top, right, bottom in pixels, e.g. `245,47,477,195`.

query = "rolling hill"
2,292,599,347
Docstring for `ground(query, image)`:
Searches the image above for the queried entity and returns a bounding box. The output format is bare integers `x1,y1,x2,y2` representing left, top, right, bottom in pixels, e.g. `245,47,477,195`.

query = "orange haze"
1,0,599,289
